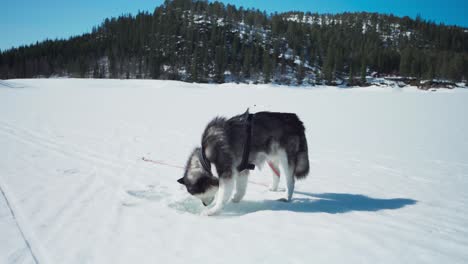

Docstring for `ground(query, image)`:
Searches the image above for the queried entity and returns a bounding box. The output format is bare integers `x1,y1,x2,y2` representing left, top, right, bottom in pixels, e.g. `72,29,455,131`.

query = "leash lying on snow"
141,157,280,188
141,157,185,169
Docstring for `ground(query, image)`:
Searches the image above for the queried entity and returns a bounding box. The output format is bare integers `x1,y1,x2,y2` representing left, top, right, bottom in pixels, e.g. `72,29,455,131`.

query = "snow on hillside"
285,13,416,43
1,79,468,264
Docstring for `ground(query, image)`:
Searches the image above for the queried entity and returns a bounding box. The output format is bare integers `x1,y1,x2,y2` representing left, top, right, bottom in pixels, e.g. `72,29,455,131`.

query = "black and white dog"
177,110,309,215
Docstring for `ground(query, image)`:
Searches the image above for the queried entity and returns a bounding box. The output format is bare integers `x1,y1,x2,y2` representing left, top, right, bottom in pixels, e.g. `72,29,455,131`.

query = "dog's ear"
177,177,185,185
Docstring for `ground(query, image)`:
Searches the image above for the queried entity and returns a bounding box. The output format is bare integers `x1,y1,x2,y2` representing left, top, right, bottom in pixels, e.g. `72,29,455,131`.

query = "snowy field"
1,79,468,264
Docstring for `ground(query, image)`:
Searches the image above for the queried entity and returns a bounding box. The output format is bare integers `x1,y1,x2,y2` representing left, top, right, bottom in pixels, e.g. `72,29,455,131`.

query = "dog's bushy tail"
294,132,309,179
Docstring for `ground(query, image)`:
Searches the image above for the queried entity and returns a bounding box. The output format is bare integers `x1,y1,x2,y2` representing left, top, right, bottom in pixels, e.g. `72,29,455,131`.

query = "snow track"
1,79,468,264
0,80,25,88
0,178,49,264
0,121,129,171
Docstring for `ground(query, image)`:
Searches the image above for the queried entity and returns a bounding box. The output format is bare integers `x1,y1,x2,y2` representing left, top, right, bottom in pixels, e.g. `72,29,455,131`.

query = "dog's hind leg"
202,177,234,216
232,171,249,203
278,151,295,202
268,160,280,192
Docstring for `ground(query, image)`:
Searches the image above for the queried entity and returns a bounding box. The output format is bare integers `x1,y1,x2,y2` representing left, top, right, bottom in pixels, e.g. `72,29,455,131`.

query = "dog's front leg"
232,170,248,202
202,177,234,216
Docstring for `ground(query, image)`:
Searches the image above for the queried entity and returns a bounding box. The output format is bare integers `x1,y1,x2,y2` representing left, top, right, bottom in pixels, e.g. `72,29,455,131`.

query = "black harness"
199,110,255,174
237,112,256,172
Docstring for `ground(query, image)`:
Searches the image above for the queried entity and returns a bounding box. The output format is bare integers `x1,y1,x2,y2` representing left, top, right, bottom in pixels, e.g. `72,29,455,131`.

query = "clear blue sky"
2,0,467,51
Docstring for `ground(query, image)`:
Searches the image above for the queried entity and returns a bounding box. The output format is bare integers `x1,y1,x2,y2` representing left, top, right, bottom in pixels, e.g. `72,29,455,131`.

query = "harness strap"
237,111,255,172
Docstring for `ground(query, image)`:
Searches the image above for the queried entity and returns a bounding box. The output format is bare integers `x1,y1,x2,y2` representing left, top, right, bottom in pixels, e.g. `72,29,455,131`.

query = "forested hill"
1,0,467,85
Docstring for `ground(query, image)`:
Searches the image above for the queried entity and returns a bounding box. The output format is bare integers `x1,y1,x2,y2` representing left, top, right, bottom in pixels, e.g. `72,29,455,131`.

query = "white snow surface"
1,79,468,264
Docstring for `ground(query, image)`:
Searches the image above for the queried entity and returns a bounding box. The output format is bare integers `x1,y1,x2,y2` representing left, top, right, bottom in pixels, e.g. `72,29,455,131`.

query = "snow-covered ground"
1,79,468,264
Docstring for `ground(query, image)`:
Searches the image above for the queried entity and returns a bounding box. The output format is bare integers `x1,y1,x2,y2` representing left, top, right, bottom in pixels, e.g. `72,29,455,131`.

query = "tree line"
1,0,467,84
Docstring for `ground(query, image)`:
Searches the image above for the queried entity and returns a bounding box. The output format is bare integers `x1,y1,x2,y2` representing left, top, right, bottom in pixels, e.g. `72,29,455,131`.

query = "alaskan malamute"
178,110,309,215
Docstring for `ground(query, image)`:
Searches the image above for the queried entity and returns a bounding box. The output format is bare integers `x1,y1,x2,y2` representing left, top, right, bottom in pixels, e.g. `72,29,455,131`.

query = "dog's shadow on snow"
222,191,416,216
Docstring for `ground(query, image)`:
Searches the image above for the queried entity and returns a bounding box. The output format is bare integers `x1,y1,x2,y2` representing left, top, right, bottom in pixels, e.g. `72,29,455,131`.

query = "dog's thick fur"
178,111,309,215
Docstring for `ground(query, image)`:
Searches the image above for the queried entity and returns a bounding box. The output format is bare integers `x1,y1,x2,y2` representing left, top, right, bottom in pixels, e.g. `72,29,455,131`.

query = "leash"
268,162,281,177
141,157,279,187
141,157,185,169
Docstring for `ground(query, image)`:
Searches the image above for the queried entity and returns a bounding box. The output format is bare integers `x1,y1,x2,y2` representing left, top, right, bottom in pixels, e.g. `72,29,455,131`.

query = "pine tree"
78,57,88,78
263,49,272,83
296,60,305,85
411,49,422,79
93,62,100,78
360,57,367,83
280,55,287,77
334,48,344,75
190,47,200,82
423,54,435,80
99,64,105,78
464,54,468,83
323,45,335,84
399,47,412,77
230,36,240,81
214,45,226,83
151,54,161,79
109,55,117,78
242,46,252,79
348,64,355,86
448,55,464,82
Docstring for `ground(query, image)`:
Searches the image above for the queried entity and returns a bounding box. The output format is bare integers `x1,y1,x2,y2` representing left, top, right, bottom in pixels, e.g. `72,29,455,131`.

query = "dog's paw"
201,208,220,216
231,196,242,203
